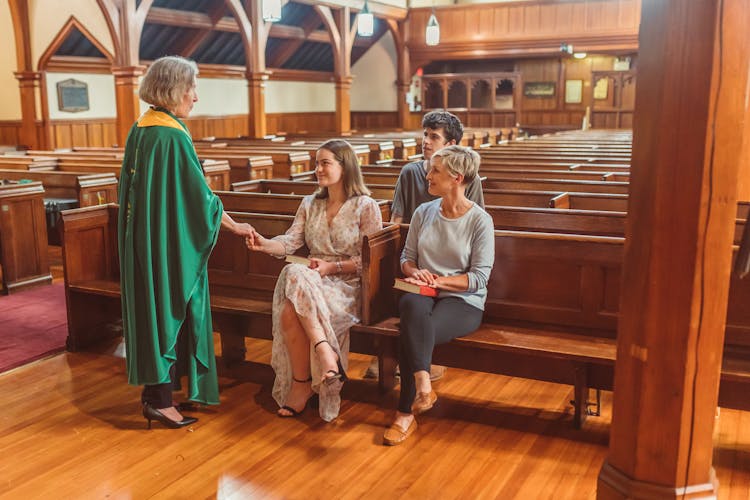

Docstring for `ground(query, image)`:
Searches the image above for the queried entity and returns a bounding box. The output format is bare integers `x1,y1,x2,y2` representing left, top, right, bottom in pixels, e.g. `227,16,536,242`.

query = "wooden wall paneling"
563,57,592,113
54,124,71,150
184,115,249,140
0,122,21,146
520,59,561,112
266,112,336,135
350,112,399,131
407,0,640,66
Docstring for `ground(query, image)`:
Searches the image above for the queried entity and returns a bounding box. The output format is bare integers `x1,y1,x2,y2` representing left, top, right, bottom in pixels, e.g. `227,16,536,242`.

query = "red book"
393,278,438,297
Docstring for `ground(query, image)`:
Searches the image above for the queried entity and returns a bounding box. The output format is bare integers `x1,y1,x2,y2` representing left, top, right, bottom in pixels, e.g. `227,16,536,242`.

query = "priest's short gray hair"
139,56,198,110
431,145,481,185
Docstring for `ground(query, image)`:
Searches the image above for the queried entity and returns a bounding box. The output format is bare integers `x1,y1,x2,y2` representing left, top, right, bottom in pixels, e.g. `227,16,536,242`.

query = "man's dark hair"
421,111,464,144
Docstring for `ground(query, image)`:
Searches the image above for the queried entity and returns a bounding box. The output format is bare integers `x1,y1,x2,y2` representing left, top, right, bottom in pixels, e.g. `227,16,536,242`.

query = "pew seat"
352,316,617,428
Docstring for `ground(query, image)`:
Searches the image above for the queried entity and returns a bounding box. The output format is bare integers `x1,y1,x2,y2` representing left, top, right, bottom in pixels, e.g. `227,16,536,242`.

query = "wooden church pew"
0,169,118,207
0,181,51,293
351,224,750,428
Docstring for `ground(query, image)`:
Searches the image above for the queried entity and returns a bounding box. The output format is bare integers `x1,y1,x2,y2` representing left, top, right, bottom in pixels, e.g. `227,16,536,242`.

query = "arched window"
447,80,467,108
423,80,443,109
471,80,492,108
495,79,514,110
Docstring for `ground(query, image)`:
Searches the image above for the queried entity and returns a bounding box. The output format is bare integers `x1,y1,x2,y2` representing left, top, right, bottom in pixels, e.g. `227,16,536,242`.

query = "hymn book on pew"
393,278,438,297
285,255,312,266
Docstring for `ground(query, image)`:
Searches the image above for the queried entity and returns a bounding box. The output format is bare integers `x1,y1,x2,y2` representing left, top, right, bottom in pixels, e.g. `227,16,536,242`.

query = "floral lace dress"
270,194,383,421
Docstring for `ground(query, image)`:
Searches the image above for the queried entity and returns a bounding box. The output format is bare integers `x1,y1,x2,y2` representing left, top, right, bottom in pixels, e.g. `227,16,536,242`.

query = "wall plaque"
56,78,89,112
523,81,555,98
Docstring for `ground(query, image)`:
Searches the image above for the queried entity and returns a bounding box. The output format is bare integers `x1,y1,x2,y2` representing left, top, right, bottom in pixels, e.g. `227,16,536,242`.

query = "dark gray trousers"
397,294,483,414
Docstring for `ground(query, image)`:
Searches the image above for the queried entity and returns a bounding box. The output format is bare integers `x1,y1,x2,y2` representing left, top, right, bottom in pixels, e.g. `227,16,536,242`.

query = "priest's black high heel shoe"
143,403,198,429
313,339,348,385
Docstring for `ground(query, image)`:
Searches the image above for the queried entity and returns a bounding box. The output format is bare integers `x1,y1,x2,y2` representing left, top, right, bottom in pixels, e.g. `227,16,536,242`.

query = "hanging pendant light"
357,0,374,37
262,0,282,22
425,9,440,46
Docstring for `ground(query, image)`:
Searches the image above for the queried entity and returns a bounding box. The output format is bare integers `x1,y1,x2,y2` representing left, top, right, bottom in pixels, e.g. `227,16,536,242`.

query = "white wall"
351,31,398,112
0,3,21,120
46,72,116,120
265,81,336,113
138,77,251,116
30,0,113,67
193,78,249,116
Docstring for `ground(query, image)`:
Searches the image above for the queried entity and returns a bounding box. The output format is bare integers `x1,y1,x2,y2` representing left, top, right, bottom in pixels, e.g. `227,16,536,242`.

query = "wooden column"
316,5,354,134
13,71,41,149
113,66,144,147
396,81,411,131
240,0,270,138
247,72,268,138
388,19,412,131
8,0,40,149
597,0,750,498
334,76,352,134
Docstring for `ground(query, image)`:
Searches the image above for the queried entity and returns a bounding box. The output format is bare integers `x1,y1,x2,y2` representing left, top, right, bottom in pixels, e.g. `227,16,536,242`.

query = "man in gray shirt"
391,111,485,224
365,111,485,380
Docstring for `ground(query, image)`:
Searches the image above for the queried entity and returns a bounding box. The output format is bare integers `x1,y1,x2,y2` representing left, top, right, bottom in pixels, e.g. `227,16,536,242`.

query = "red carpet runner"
0,283,67,373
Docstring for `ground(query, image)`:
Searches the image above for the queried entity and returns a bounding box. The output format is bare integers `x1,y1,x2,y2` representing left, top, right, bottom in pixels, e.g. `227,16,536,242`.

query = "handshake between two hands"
228,222,262,249
231,222,337,276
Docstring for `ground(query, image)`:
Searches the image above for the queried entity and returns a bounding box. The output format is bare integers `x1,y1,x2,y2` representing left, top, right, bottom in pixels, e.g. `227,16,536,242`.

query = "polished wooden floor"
1,343,750,499
1,249,749,498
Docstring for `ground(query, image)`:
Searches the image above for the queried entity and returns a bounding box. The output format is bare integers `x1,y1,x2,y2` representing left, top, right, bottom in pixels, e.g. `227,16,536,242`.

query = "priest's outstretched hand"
232,222,256,238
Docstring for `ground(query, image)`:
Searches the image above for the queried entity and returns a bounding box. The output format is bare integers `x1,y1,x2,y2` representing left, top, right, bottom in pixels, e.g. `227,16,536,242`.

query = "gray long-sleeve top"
400,198,495,310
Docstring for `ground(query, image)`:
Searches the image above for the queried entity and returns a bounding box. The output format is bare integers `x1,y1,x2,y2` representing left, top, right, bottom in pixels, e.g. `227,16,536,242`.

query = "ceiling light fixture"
425,8,440,46
262,0,282,22
357,0,374,37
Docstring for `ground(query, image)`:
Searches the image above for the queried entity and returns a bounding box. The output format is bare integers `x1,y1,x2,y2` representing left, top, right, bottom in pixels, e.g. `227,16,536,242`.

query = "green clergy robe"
118,107,222,404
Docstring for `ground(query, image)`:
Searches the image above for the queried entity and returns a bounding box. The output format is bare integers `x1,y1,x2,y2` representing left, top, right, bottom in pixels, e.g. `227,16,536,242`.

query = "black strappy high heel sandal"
278,376,317,418
314,339,349,385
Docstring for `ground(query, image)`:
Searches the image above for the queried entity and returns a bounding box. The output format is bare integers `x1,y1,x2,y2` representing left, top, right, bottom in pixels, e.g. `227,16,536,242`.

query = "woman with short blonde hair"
430,144,481,185
383,144,494,445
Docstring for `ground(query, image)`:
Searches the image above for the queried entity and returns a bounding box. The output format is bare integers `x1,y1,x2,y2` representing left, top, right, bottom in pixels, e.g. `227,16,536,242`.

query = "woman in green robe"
118,56,255,429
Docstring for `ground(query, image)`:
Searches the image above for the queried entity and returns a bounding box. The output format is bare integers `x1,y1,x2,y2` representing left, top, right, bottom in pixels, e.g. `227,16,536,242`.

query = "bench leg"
213,314,247,366
65,291,121,351
573,364,589,429
376,338,399,394
592,389,602,417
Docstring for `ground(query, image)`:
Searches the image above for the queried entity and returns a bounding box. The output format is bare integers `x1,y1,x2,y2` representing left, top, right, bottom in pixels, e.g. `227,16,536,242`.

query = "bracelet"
335,261,343,273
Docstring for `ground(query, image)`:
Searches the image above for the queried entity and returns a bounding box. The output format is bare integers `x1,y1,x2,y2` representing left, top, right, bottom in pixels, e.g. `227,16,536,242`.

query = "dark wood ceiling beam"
268,12,321,67
146,7,231,30
145,6,372,47
171,0,227,57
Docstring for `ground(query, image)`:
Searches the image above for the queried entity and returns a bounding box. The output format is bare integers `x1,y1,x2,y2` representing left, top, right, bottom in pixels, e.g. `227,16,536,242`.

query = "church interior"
1,0,749,497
